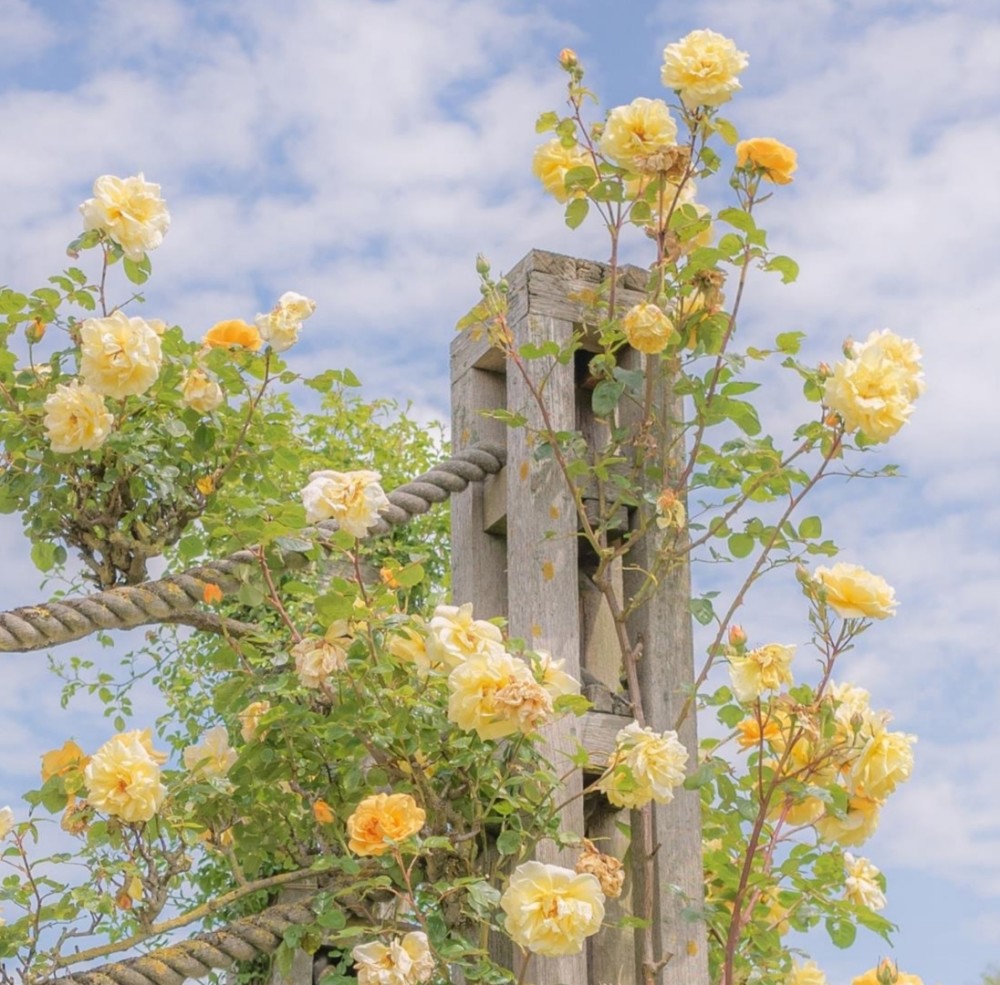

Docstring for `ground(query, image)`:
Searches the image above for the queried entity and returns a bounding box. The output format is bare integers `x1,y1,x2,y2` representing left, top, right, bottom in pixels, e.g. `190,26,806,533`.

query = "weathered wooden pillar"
451,249,709,985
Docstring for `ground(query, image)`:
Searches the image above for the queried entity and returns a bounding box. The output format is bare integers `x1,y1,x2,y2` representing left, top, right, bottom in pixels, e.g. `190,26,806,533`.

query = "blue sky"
0,1,998,982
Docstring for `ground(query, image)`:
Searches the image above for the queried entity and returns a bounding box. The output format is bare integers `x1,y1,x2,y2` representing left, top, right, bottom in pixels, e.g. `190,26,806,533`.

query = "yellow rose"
533,650,580,699
0,806,14,839
852,960,923,985
727,643,796,703
80,173,170,261
621,302,676,355
815,794,881,847
183,725,237,779
41,739,89,782
843,853,886,910
599,97,678,172
596,721,688,809
301,469,390,537
849,723,914,800
501,861,605,956
735,714,782,750
255,291,316,352
43,381,114,453
813,563,897,620
447,648,550,740
352,931,435,985
426,602,504,670
387,620,432,672
179,367,224,413
787,959,829,985
532,138,592,202
237,700,270,742
202,318,262,350
84,731,166,823
292,623,352,689
736,137,798,185
661,29,749,109
823,329,923,442
80,311,163,399
346,792,425,856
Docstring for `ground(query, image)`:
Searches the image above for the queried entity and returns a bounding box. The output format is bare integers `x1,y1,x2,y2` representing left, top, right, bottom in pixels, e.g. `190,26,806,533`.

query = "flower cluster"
824,329,925,443
595,721,688,809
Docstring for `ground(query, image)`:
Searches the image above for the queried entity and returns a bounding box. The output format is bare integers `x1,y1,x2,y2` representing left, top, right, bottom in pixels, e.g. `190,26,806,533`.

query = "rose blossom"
181,368,224,413
531,138,592,202
736,137,798,185
85,730,166,823
728,643,796,703
621,302,676,354
813,563,897,620
346,792,425,856
599,98,678,172
661,29,748,109
301,469,390,537
255,291,316,352
43,381,114,453
352,931,435,985
843,853,887,911
80,173,170,260
183,725,238,779
500,861,605,956
80,311,163,399
595,721,688,809
425,602,504,670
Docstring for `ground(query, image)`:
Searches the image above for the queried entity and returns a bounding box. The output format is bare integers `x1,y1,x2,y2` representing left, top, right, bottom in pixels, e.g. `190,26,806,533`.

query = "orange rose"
202,319,262,350
346,792,425,856
313,799,335,825
42,740,89,782
735,137,797,185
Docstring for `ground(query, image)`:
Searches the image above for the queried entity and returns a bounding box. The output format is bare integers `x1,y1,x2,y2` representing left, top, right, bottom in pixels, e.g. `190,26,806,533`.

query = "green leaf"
123,254,152,285
564,197,589,230
30,541,59,573
717,704,745,728
714,117,739,146
592,379,625,417
535,111,559,134
690,597,715,625
825,916,857,949
798,516,822,539
717,208,756,233
0,291,27,314
565,165,597,193
728,533,754,559
765,255,800,283
496,829,521,856
776,331,805,354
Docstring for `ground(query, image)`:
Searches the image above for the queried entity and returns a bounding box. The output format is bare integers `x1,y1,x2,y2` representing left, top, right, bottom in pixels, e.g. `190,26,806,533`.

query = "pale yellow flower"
787,959,829,985
183,725,237,779
621,302,676,355
599,98,678,172
814,563,897,620
85,731,166,823
0,807,14,839
661,29,749,109
852,960,923,985
255,291,316,352
532,138,592,202
301,469,390,536
655,488,686,530
181,368,224,413
80,311,163,399
292,621,352,689
238,700,270,742
849,723,914,801
533,650,580,699
727,644,795,703
736,138,798,185
347,792,425,856
80,173,170,260
823,329,924,442
596,721,688,809
387,620,432,672
352,931,435,985
735,714,782,750
448,649,550,740
43,381,114,453
843,852,887,910
501,861,605,956
426,602,504,670
202,319,262,350
815,794,881,847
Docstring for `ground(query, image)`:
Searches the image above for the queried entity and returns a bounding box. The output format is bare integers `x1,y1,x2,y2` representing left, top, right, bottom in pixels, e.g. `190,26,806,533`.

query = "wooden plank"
620,351,708,985
504,251,588,985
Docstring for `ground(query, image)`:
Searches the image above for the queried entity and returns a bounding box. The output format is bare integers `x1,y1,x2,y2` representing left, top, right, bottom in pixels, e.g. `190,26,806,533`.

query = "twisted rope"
0,443,506,653
39,899,318,985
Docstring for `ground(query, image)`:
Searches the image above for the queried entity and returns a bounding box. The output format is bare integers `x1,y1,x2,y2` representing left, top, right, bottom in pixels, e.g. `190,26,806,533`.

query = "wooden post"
450,249,709,985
